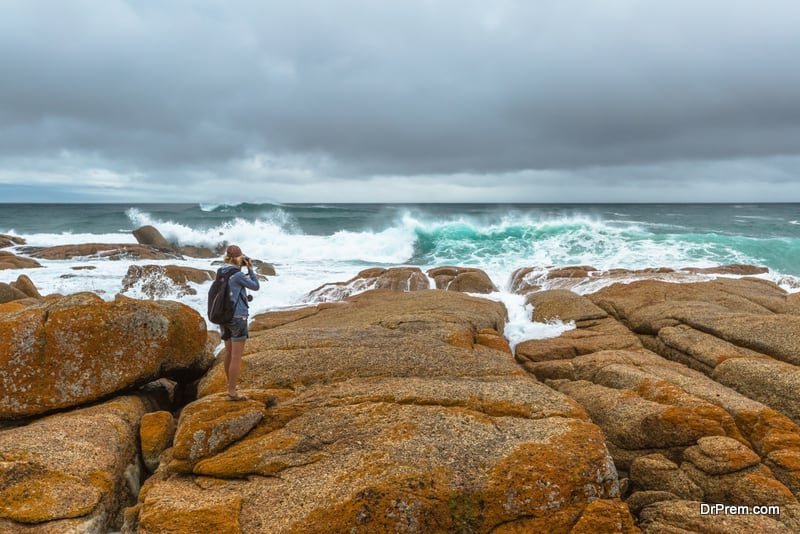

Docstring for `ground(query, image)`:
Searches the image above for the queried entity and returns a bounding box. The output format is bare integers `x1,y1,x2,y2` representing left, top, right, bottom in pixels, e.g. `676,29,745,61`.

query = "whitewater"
2,203,799,348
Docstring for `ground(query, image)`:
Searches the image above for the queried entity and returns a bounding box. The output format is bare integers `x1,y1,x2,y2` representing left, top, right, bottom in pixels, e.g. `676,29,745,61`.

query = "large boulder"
132,225,175,251
427,266,498,293
0,394,162,533
9,274,42,299
0,292,211,420
128,289,632,533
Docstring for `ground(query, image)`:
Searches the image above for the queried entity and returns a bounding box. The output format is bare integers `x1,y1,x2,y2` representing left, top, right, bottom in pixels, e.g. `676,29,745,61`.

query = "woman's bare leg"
227,340,246,397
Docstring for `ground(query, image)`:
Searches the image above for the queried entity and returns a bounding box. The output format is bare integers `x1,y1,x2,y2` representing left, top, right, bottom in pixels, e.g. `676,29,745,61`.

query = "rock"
28,243,182,261
682,436,761,476
135,479,244,534
9,274,42,299
569,499,639,534
0,251,41,270
427,266,498,293
0,283,27,304
556,377,739,466
121,264,214,299
0,394,159,532
683,264,770,275
514,289,632,367
638,500,791,533
629,454,703,500
132,225,174,251
526,289,608,323
0,234,25,248
713,358,800,425
140,411,176,473
515,316,641,364
527,349,800,498
0,292,211,419
582,277,800,431
546,265,600,279
134,289,629,533
625,491,680,516
249,303,337,333
689,314,800,366
678,436,799,525
304,267,430,302
645,323,767,374
171,395,265,468
177,245,218,259
590,278,793,329
509,266,543,294
475,328,512,353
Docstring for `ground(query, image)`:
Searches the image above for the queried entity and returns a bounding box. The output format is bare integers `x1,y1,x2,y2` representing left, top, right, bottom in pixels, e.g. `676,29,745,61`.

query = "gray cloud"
1,0,800,201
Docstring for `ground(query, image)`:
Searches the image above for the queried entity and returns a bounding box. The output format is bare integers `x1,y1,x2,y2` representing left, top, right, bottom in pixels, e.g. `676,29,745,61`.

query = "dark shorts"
220,316,249,342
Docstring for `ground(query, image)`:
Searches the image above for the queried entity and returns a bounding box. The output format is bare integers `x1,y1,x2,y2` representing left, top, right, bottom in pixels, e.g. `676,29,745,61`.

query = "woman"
219,244,260,400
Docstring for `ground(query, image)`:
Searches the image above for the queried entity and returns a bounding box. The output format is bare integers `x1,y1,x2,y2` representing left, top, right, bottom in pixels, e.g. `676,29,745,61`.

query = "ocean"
2,203,799,347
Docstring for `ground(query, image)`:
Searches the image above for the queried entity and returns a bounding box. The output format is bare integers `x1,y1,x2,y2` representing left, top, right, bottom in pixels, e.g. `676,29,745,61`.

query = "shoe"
226,392,249,401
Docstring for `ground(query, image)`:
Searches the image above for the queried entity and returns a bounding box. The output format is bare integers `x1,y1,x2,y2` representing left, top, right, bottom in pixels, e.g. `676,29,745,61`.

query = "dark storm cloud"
1,0,800,201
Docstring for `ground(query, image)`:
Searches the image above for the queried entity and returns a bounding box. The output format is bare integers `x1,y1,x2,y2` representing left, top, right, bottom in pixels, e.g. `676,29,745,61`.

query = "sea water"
2,203,799,348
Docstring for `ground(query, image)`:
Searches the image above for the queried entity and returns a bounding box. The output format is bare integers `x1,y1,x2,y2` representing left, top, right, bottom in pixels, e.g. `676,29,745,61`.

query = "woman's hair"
224,254,243,266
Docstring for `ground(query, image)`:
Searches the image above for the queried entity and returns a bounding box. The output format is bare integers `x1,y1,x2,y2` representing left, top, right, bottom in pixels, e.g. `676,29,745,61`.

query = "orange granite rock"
140,411,176,473
0,395,157,532
135,289,629,533
0,292,210,419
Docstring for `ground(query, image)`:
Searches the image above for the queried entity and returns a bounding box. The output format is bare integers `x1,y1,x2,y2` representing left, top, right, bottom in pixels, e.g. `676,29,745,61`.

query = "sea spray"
481,291,576,349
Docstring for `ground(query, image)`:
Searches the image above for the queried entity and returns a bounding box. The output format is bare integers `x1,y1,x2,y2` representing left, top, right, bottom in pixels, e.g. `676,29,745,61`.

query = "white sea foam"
481,292,575,349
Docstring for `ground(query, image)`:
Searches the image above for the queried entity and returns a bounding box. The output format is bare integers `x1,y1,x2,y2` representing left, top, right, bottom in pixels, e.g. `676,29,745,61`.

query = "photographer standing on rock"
219,244,260,400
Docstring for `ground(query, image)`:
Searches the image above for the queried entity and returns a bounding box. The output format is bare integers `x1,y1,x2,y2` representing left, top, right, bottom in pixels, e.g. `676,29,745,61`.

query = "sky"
1,0,800,203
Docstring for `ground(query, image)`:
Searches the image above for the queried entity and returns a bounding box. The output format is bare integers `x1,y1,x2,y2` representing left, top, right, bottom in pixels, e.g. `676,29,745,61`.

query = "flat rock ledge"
128,289,633,533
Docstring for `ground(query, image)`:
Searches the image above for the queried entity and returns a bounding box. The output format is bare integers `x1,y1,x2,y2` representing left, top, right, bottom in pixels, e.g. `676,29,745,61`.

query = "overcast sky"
1,0,799,203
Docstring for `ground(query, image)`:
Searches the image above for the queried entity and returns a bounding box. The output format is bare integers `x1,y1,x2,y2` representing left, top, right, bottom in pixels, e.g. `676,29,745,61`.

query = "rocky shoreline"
1,231,800,532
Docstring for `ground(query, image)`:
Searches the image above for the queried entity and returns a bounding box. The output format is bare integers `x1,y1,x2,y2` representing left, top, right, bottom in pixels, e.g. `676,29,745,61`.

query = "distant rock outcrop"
0,233,25,248
28,243,182,261
132,225,174,251
0,250,41,270
132,225,219,258
121,264,214,299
